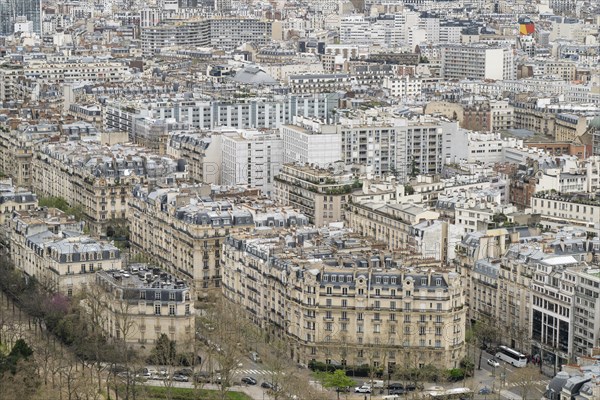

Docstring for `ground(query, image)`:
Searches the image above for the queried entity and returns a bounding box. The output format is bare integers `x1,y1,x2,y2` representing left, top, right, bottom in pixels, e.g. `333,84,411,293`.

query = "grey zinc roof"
231,66,278,85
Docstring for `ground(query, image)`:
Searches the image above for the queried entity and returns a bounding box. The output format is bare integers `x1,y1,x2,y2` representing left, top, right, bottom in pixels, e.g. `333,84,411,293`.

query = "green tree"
317,369,355,400
151,333,177,366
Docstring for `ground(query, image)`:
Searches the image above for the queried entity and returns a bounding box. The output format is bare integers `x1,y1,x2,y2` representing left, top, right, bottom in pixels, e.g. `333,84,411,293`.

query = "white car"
487,358,500,368
355,385,372,393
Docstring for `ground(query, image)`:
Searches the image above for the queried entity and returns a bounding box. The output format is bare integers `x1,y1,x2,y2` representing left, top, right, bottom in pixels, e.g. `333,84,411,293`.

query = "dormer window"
436,278,442,286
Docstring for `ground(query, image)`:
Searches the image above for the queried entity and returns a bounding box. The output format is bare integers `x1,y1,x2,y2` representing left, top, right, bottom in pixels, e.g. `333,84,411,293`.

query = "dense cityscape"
0,0,599,399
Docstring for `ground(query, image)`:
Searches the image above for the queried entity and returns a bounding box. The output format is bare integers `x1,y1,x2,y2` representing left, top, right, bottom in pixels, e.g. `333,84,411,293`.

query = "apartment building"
382,76,422,100
339,114,409,179
31,141,182,235
402,118,447,177
141,17,273,53
554,113,589,143
572,265,600,359
128,184,309,296
8,208,121,295
0,123,60,188
273,163,358,226
95,265,194,347
103,94,340,135
346,200,440,254
531,192,600,230
288,74,352,94
20,60,129,84
0,182,37,225
167,132,221,184
280,117,342,166
222,229,467,370
441,44,514,81
461,100,514,133
221,130,283,196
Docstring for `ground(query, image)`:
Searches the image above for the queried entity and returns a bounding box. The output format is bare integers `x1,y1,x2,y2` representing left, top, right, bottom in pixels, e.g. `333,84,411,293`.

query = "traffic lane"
479,350,516,374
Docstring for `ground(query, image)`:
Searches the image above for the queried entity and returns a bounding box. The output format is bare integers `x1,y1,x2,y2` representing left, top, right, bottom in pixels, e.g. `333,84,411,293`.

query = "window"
326,287,332,295
155,291,161,300
390,301,396,310
374,300,381,309
341,299,348,308
342,287,348,295
169,292,176,301
185,304,190,315
154,304,161,315
357,313,364,321
169,304,175,316
140,291,146,300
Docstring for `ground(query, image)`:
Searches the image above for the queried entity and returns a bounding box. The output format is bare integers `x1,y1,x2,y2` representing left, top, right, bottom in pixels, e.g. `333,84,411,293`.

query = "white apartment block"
141,17,273,53
441,44,515,81
21,60,129,83
221,130,283,196
531,192,600,230
382,76,422,100
103,94,340,134
280,117,342,167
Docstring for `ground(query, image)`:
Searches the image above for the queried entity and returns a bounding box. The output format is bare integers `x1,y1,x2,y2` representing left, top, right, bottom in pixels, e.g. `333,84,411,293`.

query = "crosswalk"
234,369,270,375
503,380,547,389
233,369,282,376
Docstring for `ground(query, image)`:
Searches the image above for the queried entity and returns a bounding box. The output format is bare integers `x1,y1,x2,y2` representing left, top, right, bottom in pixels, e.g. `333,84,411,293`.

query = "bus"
495,345,527,367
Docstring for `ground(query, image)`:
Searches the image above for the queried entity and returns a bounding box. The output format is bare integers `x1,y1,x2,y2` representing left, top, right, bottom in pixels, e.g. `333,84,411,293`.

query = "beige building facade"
222,230,467,371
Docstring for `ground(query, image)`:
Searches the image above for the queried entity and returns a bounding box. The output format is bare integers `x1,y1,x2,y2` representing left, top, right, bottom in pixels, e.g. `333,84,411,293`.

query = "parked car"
389,388,406,395
405,383,417,391
355,385,372,393
261,382,274,389
241,376,257,385
173,374,189,382
194,371,211,383
487,358,500,368
479,387,492,395
175,368,193,376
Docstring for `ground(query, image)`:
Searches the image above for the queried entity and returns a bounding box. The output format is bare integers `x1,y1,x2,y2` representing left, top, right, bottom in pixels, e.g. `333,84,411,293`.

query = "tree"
198,295,252,400
468,319,500,370
508,364,542,400
151,334,177,366
317,369,355,400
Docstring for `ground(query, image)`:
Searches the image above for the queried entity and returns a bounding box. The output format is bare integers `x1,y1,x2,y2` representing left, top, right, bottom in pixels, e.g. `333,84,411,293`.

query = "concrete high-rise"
0,0,42,36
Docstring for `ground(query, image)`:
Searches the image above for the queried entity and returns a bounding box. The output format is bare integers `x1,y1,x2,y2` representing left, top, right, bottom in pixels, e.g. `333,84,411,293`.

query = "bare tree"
508,364,542,400
198,296,249,400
